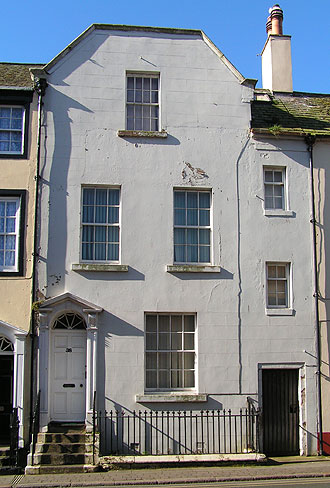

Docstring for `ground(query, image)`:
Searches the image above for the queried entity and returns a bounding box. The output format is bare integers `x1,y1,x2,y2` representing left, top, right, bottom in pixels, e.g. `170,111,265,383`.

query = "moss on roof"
252,92,330,137
0,63,44,88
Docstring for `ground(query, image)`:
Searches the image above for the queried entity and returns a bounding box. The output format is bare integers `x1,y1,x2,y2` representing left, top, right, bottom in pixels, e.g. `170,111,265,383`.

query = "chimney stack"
261,5,293,92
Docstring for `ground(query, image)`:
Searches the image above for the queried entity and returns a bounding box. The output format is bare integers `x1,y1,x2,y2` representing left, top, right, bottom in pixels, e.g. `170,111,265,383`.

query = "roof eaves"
44,23,204,73
0,86,34,91
251,128,330,139
201,31,246,84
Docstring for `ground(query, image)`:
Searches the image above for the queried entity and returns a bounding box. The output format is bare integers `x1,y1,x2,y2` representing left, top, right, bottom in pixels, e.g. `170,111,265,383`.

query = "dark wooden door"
262,368,299,455
0,356,14,445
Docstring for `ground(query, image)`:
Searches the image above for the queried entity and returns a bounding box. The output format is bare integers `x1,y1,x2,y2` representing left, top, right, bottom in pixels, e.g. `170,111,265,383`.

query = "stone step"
0,449,10,458
29,452,86,465
35,442,86,454
0,456,12,467
25,464,98,474
37,432,86,444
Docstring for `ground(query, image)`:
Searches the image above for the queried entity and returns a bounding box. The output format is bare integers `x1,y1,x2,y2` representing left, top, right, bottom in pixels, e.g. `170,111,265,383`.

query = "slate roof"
0,63,44,89
252,92,330,137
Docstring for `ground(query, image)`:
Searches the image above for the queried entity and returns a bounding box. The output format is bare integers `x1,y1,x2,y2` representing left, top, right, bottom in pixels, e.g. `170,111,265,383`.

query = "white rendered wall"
37,29,317,451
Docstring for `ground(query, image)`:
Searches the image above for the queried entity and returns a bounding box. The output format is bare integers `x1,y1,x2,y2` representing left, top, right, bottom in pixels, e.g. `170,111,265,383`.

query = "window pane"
171,370,182,388
5,251,15,266
187,245,198,262
95,189,107,204
159,315,170,332
82,225,93,242
268,266,276,278
174,192,185,208
187,209,198,226
83,188,95,205
108,226,119,243
187,192,198,208
146,352,157,369
146,332,157,350
174,245,185,262
264,171,273,182
274,171,283,182
82,243,93,260
108,243,119,261
83,206,94,223
184,352,195,369
159,370,170,388
268,294,277,306
199,192,210,209
174,209,186,226
268,281,276,293
95,205,106,224
199,209,210,226
184,371,194,388
187,228,198,244
174,228,185,245
171,315,182,332
108,207,119,224
146,370,157,388
95,226,106,242
146,315,157,332
95,243,106,260
264,185,273,197
171,352,182,369
159,333,170,350
199,245,210,263
171,332,182,350
277,265,286,278
184,315,194,332
6,235,16,250
159,352,170,368
6,218,16,233
199,229,210,244
265,197,273,209
184,333,194,350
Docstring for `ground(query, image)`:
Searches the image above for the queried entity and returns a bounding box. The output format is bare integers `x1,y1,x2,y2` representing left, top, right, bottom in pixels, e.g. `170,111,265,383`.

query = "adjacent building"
0,63,42,449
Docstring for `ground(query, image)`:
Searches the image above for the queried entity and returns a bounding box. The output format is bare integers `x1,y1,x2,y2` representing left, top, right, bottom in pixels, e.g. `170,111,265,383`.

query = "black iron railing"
30,390,40,466
98,408,259,456
9,407,19,466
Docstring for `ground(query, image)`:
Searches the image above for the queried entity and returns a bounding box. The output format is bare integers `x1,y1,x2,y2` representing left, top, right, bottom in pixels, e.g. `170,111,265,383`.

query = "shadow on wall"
40,34,109,293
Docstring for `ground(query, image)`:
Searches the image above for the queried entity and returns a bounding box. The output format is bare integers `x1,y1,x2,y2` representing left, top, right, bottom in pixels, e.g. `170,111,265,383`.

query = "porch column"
38,309,51,429
85,311,99,416
13,332,26,447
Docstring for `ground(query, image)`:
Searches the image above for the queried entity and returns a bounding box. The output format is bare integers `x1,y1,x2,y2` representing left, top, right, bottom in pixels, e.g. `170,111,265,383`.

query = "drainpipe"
305,133,323,455
29,77,47,436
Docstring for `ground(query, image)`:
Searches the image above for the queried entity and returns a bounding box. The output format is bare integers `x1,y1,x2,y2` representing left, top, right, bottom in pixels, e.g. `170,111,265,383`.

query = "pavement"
1,457,330,487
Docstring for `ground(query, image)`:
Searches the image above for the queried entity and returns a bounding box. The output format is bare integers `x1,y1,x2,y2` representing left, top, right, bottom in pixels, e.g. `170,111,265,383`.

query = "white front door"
50,330,86,422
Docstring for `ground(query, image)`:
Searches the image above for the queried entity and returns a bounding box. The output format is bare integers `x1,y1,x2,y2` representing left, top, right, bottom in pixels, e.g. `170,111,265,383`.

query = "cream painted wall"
0,94,38,331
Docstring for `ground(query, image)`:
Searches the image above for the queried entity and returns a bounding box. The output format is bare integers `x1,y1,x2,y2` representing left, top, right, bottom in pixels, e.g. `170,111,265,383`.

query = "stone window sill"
264,209,295,217
117,130,167,138
72,263,128,272
166,265,220,273
136,393,208,403
266,308,294,316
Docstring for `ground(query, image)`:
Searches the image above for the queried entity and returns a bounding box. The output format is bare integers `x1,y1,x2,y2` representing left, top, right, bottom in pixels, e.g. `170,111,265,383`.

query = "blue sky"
2,0,329,93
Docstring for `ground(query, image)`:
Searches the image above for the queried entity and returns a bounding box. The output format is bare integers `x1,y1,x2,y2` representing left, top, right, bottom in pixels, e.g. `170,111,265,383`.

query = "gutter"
305,134,323,455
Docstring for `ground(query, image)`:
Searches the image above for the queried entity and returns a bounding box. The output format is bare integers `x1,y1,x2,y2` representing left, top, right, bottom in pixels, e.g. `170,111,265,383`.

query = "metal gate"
262,368,299,455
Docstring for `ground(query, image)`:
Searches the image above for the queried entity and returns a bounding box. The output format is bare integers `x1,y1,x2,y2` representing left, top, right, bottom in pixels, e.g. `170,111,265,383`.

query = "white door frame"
0,321,28,447
37,293,102,431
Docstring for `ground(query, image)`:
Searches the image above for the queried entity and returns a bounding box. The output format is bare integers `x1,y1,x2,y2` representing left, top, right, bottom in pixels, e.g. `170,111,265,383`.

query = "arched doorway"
0,336,14,444
50,313,87,422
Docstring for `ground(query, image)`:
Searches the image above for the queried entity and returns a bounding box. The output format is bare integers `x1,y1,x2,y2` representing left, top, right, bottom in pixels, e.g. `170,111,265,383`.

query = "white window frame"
145,313,196,392
80,186,121,264
126,73,160,131
0,106,25,155
173,189,212,265
266,262,291,309
0,196,21,272
263,167,286,211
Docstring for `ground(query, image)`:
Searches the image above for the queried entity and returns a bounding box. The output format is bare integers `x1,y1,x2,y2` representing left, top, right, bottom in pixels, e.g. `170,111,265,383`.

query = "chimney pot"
269,4,283,35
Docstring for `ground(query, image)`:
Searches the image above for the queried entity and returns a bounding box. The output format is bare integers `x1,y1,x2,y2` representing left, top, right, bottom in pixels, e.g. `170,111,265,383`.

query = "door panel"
51,331,86,421
262,368,299,455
